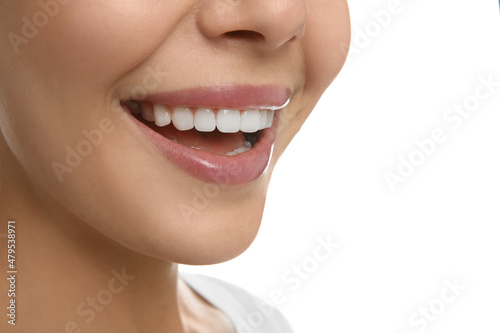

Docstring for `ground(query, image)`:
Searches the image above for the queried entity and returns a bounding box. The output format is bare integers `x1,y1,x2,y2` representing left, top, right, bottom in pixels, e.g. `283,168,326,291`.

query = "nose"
197,0,306,52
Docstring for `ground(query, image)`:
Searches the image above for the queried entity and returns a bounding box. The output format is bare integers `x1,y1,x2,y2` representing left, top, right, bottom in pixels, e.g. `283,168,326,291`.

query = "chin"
70,163,273,266
120,196,266,265
154,177,269,265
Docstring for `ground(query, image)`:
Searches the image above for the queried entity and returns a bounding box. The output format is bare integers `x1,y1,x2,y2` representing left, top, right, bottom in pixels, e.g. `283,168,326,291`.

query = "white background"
181,1,500,332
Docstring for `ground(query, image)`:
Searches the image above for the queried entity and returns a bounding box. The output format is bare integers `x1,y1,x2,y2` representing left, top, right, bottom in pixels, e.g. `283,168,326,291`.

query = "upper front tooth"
194,108,216,132
240,110,260,133
217,109,241,133
154,104,171,127
172,107,194,131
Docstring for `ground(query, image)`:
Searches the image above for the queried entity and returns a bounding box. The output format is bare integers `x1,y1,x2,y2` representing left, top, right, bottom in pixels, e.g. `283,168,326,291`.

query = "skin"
0,0,350,332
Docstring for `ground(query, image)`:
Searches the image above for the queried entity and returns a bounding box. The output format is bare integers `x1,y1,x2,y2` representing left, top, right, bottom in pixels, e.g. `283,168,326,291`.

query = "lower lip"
123,107,277,185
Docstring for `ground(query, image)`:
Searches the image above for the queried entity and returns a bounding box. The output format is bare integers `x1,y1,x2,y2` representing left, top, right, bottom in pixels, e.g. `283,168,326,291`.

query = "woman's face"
0,0,350,264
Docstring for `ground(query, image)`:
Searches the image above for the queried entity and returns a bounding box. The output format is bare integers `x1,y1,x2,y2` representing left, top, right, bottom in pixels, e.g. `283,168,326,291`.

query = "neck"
0,141,185,333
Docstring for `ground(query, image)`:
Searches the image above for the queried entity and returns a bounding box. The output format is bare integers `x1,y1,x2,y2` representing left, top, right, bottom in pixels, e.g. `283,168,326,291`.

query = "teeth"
226,144,252,156
240,110,260,133
154,104,171,127
172,107,194,131
194,108,216,132
266,110,274,128
137,103,278,133
142,104,155,122
217,109,241,133
126,101,142,114
259,110,267,130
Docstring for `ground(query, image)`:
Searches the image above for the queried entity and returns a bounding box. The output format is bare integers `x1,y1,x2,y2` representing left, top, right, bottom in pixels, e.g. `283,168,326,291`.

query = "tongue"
138,117,247,154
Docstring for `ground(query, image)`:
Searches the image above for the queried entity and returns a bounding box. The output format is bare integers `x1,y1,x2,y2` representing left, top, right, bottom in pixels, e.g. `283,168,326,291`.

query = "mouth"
125,101,275,156
121,85,290,185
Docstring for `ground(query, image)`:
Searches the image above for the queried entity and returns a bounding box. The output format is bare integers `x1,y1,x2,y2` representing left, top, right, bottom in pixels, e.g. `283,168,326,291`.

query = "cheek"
0,1,179,179
15,2,177,86
303,0,351,94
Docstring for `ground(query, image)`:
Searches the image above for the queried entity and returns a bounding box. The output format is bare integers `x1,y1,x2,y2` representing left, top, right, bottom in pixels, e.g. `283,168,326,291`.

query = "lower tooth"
226,146,251,156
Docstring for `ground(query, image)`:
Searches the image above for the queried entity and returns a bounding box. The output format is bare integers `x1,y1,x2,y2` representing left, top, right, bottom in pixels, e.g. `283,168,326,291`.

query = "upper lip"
139,85,291,110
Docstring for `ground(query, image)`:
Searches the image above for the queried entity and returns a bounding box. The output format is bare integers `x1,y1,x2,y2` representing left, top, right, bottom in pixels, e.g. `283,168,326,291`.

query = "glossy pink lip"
146,85,290,110
123,85,290,185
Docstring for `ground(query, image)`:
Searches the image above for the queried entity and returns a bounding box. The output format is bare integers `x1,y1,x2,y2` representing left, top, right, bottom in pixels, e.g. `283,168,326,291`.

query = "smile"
121,85,290,184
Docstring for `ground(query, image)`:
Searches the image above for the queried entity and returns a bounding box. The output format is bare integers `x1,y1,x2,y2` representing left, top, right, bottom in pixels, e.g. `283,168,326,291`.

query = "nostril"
224,30,265,41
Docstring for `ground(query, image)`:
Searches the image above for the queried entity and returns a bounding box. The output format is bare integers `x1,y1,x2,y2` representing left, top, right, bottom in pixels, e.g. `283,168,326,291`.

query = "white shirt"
181,273,294,333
